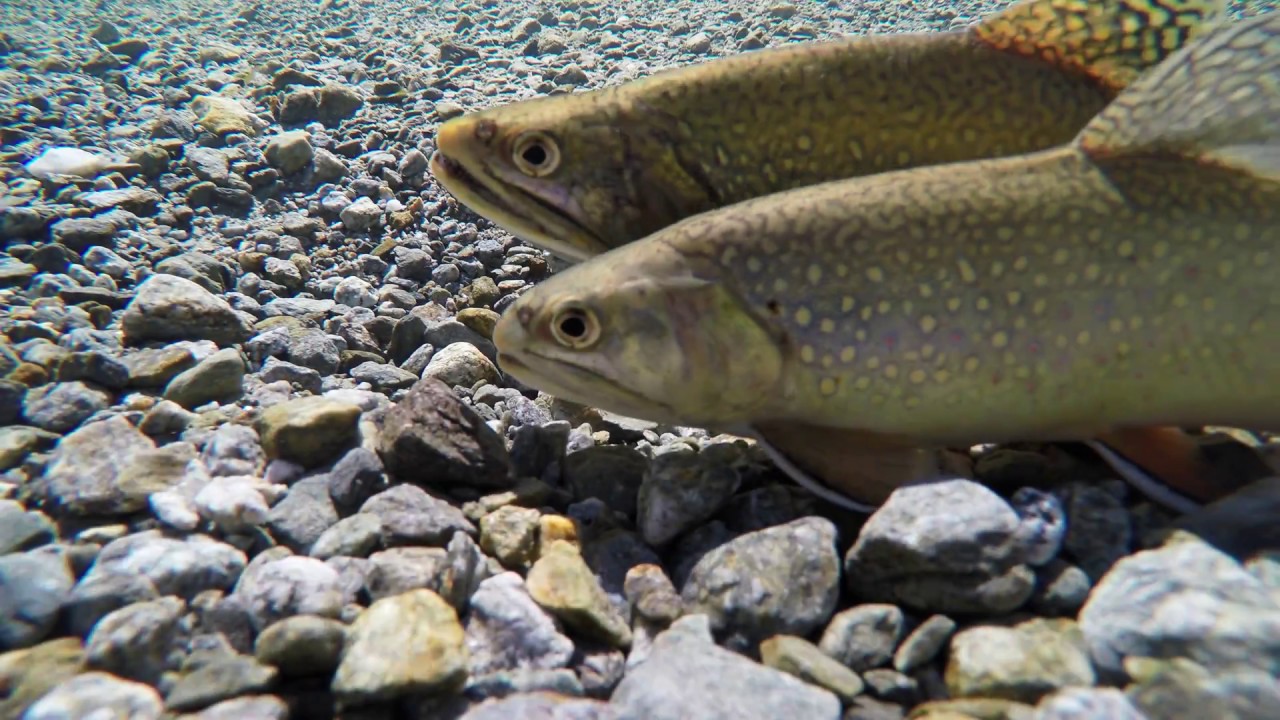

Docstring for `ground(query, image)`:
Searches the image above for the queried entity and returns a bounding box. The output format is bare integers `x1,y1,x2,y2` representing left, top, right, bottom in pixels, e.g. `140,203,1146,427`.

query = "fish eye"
512,131,560,177
550,304,600,349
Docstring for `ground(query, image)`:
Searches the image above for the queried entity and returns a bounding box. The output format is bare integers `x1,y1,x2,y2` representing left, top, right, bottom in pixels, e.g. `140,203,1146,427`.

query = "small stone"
423,341,501,388
377,377,513,489
465,572,575,675
845,479,1034,614
1029,560,1093,616
264,130,314,174
946,618,1096,705
165,655,278,712
84,531,247,598
623,563,683,625
360,483,476,546
861,669,919,705
64,572,161,638
612,615,840,720
1123,656,1280,720
126,344,199,388
310,512,383,559
761,634,865,703
819,604,904,672
85,596,189,684
457,305,500,336
457,692,616,720
257,397,361,467
164,348,246,408
1061,484,1132,581
1080,535,1280,680
21,381,111,433
191,95,260,136
43,415,157,515
683,517,840,645
340,196,381,231
0,499,55,554
637,449,740,546
1034,687,1145,720
194,479,270,533
332,589,468,703
0,551,74,650
122,274,252,346
479,505,541,569
23,671,163,720
254,615,347,677
527,540,632,649
365,546,449,601
894,614,957,673
233,555,346,632
186,695,290,720
0,638,85,720
562,445,647,519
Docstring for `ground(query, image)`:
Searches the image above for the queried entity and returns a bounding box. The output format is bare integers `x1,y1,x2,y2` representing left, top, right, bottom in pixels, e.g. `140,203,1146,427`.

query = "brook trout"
492,9,1280,513
431,0,1224,262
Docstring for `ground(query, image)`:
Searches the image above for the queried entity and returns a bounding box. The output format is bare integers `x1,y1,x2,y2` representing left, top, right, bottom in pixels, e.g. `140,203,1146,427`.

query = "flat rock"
257,396,361,467
122,274,253,346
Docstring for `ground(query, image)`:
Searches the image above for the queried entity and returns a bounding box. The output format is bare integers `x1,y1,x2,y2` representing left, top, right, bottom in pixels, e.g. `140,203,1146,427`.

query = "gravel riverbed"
1,0,1278,718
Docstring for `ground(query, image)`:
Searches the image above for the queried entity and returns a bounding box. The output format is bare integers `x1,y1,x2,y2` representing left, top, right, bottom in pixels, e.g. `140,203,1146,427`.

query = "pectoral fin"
748,421,941,513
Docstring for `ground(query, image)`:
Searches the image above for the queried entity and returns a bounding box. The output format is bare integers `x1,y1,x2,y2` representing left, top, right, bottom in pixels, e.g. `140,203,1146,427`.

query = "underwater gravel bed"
0,0,1278,718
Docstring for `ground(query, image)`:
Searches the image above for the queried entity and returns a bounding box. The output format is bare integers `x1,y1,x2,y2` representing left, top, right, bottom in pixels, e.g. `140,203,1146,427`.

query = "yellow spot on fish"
884,364,899,380
918,284,934,299
1055,335,1069,349
957,258,977,283
807,265,823,283
919,315,937,334
774,278,789,293
866,267,884,283
992,331,1009,348
1217,261,1234,279
946,297,962,313
1129,316,1144,331
904,396,921,409
1172,294,1189,308
996,228,1014,242
908,369,926,384
1034,273,1049,288
1202,297,1216,311
795,307,812,326
921,344,935,359
801,345,816,363
1052,249,1071,265
866,357,881,370
1116,240,1135,258
1077,330,1091,346
933,369,950,383
820,318,836,333
1084,264,1101,282
821,354,834,369
990,260,1005,278
840,347,856,363
747,257,762,273
1251,318,1267,332
1006,291,1022,307
841,296,855,312
1152,241,1169,259
1117,342,1131,356
1254,251,1271,267
836,263,849,278
877,300,892,315
1013,256,1029,272
975,296,991,312
1032,299,1047,316
1109,318,1125,333
721,248,737,264
854,376,871,391
819,377,837,396
963,356,980,373
797,135,813,152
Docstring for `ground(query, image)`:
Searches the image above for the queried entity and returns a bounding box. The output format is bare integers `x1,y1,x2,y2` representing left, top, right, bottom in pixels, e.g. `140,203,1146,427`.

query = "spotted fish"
491,8,1280,513
429,0,1226,262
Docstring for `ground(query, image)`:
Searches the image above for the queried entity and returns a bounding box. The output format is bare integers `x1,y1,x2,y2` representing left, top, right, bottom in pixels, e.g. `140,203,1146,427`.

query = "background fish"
431,0,1225,261
493,8,1280,513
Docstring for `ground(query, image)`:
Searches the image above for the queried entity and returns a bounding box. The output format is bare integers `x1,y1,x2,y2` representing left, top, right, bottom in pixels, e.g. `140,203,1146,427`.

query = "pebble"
945,618,1095,704
465,571,576,675
256,396,361,467
424,341,502,387
232,555,346,631
819,603,905,672
121,274,253,346
612,614,840,720
23,671,164,720
760,634,866,703
163,347,247,408
0,550,74,649
253,614,347,677
84,530,247,598
682,517,840,645
332,588,468,704
360,483,476,546
84,595,189,685
636,448,740,546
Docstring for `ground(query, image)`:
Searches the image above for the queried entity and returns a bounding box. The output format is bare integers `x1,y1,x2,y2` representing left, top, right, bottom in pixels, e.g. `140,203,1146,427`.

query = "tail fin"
1075,9,1280,180
974,0,1228,91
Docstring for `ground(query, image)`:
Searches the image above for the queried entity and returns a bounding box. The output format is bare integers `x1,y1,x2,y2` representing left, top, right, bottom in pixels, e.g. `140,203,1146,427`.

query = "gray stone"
423,341,500,388
683,517,840,645
122,274,253,346
233,555,346,632
1061,483,1132,581
760,634,865,703
465,572,575,675
21,381,111,433
1079,536,1280,679
0,499,55,554
165,655,278,712
43,415,156,515
163,348,246,408
64,571,161,638
563,445,647,519
845,479,1035,614
84,530,247,598
186,695,290,720
945,618,1096,704
364,546,450,601
1124,656,1280,720
23,671,163,720
327,446,387,513
612,614,841,720
310,512,382,559
194,479,270,533
340,196,381,231
85,596,189,684
360,483,476,546
637,449,740,546
1034,687,1145,720
264,130,314,174
0,551,74,650
267,476,339,553
893,614,957,673
458,693,617,720
257,396,361,467
254,615,347,677
819,603,904,673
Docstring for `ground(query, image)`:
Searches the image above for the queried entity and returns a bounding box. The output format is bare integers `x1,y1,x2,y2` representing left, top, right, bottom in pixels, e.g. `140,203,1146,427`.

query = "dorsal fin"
973,0,1227,92
1075,9,1280,180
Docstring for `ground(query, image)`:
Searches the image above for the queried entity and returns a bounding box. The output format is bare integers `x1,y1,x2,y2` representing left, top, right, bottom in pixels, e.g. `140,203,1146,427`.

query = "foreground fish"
493,9,1280,514
431,0,1225,262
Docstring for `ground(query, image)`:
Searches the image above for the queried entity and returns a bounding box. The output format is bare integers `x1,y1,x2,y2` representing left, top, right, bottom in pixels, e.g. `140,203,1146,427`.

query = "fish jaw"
430,118,610,263
493,240,787,429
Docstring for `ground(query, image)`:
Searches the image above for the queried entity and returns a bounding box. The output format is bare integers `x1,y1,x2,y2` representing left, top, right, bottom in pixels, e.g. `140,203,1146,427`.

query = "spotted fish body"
493,9,1280,512
431,0,1225,262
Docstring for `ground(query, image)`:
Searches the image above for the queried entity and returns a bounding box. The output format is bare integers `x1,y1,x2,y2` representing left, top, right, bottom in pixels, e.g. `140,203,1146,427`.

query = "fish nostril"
475,120,497,143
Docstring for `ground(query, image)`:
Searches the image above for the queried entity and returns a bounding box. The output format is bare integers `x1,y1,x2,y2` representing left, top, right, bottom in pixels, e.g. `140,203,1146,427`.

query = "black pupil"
559,313,587,339
522,142,547,167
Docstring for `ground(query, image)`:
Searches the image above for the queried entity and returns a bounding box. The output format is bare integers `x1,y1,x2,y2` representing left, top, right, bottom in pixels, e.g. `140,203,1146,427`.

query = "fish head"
430,93,707,263
493,239,784,427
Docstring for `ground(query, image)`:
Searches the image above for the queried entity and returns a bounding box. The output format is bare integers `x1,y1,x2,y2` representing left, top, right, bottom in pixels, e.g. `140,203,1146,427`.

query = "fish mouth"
429,150,610,263
496,345,684,425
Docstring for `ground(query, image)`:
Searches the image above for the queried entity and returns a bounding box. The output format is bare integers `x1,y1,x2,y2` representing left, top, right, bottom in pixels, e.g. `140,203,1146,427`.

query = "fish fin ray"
1086,426,1224,514
973,0,1226,91
750,421,941,512
1076,9,1280,178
